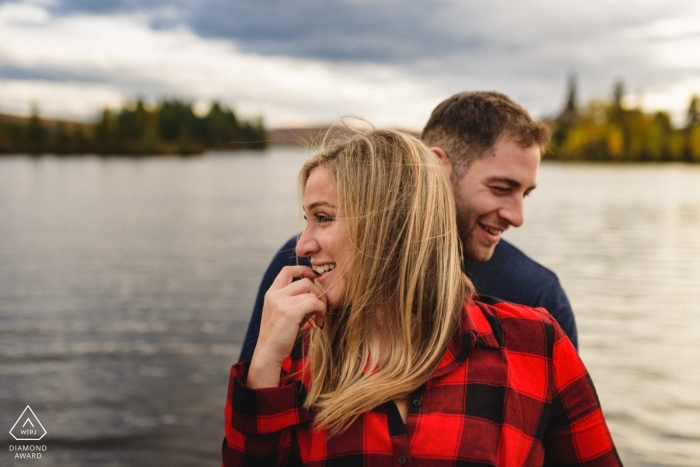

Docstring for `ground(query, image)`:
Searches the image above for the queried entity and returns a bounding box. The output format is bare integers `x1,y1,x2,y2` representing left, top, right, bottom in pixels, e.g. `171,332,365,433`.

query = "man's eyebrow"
306,201,336,210
487,177,537,191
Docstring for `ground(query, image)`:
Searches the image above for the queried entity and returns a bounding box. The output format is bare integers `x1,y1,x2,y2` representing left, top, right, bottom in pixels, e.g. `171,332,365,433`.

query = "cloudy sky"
1,0,700,129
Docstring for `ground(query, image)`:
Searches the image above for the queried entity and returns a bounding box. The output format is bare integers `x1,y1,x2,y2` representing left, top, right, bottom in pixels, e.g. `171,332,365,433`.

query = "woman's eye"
315,213,334,223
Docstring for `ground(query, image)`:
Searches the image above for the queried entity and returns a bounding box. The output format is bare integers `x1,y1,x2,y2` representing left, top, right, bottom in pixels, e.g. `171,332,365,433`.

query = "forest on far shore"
0,100,267,155
548,76,700,162
2,78,700,161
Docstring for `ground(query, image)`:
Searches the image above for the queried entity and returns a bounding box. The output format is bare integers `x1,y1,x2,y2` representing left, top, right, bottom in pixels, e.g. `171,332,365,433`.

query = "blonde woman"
223,129,621,466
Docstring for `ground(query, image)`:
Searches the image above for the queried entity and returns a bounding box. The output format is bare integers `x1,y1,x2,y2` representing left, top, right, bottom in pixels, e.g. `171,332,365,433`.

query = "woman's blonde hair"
299,128,474,435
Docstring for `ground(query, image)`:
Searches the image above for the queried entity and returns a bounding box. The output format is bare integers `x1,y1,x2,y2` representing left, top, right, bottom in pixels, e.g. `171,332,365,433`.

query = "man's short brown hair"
421,91,551,176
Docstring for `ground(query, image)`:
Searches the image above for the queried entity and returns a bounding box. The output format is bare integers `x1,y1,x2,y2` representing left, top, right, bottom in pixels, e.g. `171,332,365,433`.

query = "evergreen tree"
687,95,700,128
565,73,578,113
27,104,47,154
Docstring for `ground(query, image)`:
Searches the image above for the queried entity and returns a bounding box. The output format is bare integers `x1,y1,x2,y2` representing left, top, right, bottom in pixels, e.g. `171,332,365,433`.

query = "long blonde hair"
299,128,473,435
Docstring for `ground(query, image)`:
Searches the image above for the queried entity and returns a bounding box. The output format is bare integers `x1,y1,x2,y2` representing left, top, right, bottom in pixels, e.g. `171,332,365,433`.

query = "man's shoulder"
467,239,559,286
464,239,566,310
490,239,557,279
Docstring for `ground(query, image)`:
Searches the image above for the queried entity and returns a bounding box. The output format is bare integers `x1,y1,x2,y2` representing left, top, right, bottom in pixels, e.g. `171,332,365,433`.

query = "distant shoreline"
0,100,267,156
4,108,700,162
266,126,420,147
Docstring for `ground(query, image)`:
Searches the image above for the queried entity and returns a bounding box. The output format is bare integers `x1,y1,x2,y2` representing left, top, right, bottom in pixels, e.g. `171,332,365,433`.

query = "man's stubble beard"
454,196,478,262
453,186,495,263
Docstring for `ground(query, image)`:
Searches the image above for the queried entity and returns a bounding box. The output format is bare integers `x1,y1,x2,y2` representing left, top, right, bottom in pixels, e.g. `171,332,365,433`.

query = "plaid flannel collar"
432,295,502,378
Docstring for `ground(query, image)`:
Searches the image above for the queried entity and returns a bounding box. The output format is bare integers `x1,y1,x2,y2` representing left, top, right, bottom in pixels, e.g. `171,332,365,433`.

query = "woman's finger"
298,295,327,330
283,276,325,299
269,265,318,290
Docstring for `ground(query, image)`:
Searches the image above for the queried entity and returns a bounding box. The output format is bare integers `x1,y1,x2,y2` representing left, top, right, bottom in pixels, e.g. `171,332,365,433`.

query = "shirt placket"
386,400,413,466
386,385,427,466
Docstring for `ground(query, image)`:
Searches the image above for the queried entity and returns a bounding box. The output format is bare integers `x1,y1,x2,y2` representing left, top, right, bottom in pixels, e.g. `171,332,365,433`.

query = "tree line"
548,76,700,162
0,100,267,155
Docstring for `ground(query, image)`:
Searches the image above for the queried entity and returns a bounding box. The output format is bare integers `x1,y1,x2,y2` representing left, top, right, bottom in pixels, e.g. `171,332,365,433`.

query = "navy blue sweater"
238,236,577,362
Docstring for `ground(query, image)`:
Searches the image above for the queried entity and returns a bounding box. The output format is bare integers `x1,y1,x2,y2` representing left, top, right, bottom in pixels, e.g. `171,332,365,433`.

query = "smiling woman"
295,166,348,309
222,128,622,466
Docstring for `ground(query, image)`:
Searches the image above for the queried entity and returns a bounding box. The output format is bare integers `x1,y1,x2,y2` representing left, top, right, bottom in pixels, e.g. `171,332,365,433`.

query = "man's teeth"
483,226,501,235
313,264,336,275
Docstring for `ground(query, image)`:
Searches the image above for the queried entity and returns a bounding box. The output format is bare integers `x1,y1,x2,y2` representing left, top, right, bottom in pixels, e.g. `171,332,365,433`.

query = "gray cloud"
183,0,468,63
3,0,699,124
46,0,470,63
0,63,103,82
41,0,681,67
39,0,696,96
45,0,175,15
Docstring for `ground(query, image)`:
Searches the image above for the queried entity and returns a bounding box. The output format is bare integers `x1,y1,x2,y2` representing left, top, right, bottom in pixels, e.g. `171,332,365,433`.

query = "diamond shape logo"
9,406,47,441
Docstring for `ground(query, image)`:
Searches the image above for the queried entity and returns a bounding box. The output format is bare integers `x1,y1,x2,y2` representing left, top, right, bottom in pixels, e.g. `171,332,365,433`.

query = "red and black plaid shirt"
223,296,622,466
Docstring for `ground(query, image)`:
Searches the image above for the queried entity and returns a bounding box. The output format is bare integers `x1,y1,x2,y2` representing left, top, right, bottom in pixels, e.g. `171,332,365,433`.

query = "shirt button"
398,454,407,465
412,399,421,407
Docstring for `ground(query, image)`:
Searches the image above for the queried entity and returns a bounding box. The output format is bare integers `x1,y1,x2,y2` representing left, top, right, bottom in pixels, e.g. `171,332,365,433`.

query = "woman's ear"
431,147,452,179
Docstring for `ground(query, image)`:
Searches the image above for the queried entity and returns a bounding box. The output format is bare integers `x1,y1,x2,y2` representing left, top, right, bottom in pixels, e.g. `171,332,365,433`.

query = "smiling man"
425,91,544,263
238,91,577,362
438,136,540,261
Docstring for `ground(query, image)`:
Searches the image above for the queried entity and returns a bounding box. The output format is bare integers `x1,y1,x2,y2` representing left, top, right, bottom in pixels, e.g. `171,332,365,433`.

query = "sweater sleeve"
543,327,622,466
239,236,301,363
537,273,578,350
223,362,309,467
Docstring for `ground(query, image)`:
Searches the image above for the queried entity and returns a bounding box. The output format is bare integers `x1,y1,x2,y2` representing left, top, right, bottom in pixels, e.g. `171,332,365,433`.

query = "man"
238,91,577,362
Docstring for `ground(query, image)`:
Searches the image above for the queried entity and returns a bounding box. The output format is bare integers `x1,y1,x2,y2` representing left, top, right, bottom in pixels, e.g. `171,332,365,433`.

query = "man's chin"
465,243,497,262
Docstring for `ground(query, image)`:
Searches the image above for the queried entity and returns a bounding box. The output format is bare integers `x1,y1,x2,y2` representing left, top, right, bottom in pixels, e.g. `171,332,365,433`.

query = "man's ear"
431,147,452,178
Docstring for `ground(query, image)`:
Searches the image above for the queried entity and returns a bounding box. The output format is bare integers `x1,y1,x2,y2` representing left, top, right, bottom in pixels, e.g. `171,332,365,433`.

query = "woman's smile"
311,263,336,276
296,167,350,308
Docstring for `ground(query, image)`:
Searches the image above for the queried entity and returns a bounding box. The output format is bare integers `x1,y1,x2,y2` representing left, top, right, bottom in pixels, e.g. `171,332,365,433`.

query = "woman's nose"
295,229,319,257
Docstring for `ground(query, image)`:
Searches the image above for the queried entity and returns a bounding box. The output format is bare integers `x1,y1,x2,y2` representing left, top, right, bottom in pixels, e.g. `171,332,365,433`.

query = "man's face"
450,135,540,262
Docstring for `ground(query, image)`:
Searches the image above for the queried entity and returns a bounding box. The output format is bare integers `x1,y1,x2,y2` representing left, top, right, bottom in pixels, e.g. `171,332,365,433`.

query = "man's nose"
499,197,525,228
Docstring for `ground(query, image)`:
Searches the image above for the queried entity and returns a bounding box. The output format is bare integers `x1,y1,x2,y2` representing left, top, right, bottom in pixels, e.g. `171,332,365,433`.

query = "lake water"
0,149,699,466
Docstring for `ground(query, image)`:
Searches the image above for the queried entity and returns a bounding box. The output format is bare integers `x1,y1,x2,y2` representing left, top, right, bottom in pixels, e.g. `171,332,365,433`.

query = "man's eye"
491,186,510,194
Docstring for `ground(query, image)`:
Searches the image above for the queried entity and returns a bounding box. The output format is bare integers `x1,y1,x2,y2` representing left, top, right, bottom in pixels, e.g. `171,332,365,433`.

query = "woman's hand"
247,266,327,389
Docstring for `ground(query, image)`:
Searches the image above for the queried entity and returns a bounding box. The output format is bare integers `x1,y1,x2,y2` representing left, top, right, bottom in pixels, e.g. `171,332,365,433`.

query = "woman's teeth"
312,263,336,275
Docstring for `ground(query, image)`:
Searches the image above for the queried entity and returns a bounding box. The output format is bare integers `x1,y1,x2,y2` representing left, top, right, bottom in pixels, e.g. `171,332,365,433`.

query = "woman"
223,129,621,466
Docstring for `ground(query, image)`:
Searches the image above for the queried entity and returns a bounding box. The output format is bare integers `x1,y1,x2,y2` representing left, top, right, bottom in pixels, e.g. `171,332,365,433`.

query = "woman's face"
295,166,351,308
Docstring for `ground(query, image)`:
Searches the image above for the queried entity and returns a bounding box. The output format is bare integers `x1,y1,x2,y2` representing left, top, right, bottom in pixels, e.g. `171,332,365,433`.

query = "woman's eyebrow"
307,201,336,210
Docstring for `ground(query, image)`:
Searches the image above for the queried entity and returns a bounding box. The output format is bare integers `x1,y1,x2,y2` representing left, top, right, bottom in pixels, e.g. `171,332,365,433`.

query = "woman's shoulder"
464,295,565,351
472,294,556,323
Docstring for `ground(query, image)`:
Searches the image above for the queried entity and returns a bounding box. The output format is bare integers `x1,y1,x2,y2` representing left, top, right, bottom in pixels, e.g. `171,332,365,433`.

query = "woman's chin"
322,291,342,309
315,269,346,309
